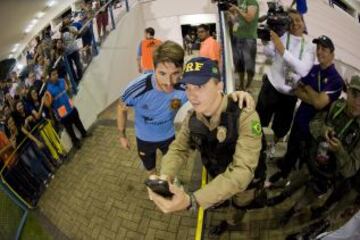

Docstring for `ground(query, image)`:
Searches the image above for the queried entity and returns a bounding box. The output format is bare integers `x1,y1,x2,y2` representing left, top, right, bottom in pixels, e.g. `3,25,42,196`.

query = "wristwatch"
187,193,199,213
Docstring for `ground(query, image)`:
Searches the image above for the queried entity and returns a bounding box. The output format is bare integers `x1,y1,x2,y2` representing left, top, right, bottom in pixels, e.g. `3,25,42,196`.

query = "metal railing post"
125,0,130,12
63,55,78,94
109,3,116,30
90,21,99,56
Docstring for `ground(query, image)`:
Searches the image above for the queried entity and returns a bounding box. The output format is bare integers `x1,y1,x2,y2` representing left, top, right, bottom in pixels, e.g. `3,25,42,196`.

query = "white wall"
141,0,218,45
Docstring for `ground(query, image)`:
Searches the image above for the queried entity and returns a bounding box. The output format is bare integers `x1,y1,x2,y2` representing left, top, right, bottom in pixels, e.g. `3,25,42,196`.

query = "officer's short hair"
198,24,209,32
153,40,184,68
145,27,155,36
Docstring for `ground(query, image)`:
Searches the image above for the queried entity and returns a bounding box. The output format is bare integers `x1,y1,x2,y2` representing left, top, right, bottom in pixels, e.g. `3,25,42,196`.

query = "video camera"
257,1,291,41
212,0,237,11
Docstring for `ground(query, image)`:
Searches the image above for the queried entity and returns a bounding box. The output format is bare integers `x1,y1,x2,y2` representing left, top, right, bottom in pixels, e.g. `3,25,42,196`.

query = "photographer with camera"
227,0,259,90
256,8,315,144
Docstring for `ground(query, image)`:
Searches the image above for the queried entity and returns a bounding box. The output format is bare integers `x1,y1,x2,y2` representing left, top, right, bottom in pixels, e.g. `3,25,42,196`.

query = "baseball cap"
312,35,335,52
179,57,220,86
349,75,360,92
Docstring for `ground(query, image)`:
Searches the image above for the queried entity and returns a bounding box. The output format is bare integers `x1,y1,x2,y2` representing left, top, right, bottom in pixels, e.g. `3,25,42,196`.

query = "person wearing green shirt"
228,0,259,90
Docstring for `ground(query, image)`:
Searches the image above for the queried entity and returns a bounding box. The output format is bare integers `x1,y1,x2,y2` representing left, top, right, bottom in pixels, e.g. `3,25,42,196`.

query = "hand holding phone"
144,179,173,198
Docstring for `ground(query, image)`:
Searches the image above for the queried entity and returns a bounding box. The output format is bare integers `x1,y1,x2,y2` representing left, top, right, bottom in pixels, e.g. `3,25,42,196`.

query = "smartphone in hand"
144,179,173,198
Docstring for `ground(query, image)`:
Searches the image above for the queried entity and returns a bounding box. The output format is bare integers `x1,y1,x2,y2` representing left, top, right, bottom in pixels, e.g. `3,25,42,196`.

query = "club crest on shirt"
170,98,181,110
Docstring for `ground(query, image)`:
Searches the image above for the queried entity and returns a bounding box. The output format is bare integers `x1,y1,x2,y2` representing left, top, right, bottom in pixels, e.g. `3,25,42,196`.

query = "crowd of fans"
0,0,115,206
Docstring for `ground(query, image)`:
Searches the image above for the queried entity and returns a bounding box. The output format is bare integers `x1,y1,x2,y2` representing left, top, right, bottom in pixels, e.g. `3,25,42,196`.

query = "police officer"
147,57,262,234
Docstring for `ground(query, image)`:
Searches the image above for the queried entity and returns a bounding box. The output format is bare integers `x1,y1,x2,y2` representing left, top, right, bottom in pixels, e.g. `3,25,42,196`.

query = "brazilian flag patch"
251,120,262,136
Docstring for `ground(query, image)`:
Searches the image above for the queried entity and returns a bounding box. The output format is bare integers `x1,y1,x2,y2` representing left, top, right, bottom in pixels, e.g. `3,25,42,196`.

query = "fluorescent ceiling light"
24,19,38,33
36,11,45,18
31,19,39,24
47,0,57,7
24,27,33,33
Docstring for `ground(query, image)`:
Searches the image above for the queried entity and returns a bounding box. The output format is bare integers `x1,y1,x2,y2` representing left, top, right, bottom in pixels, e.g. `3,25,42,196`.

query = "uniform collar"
195,94,227,131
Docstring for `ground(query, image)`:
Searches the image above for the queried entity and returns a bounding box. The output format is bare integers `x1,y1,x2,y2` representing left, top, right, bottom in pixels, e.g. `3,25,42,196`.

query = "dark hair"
13,100,24,112
145,27,155,36
48,68,58,77
198,24,210,32
153,40,184,68
27,86,38,101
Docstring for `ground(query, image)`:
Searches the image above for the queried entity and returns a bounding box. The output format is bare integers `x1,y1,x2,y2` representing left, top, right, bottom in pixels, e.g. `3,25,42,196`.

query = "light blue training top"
121,72,187,142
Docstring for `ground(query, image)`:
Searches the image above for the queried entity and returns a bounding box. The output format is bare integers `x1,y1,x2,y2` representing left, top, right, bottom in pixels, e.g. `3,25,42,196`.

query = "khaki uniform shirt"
309,100,360,178
160,95,262,209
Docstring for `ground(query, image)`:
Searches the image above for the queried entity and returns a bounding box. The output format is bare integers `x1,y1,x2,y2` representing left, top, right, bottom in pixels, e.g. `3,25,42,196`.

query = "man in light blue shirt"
118,41,187,175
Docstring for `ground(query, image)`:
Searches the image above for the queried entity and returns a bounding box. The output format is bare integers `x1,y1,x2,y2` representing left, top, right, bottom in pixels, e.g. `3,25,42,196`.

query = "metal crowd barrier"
0,119,65,239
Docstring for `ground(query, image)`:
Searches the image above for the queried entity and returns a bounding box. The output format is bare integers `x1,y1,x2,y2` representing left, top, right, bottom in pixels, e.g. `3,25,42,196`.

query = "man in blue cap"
147,57,262,235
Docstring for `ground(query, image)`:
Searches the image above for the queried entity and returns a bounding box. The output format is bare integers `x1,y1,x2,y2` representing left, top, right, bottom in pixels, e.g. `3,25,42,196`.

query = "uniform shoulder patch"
251,120,262,136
